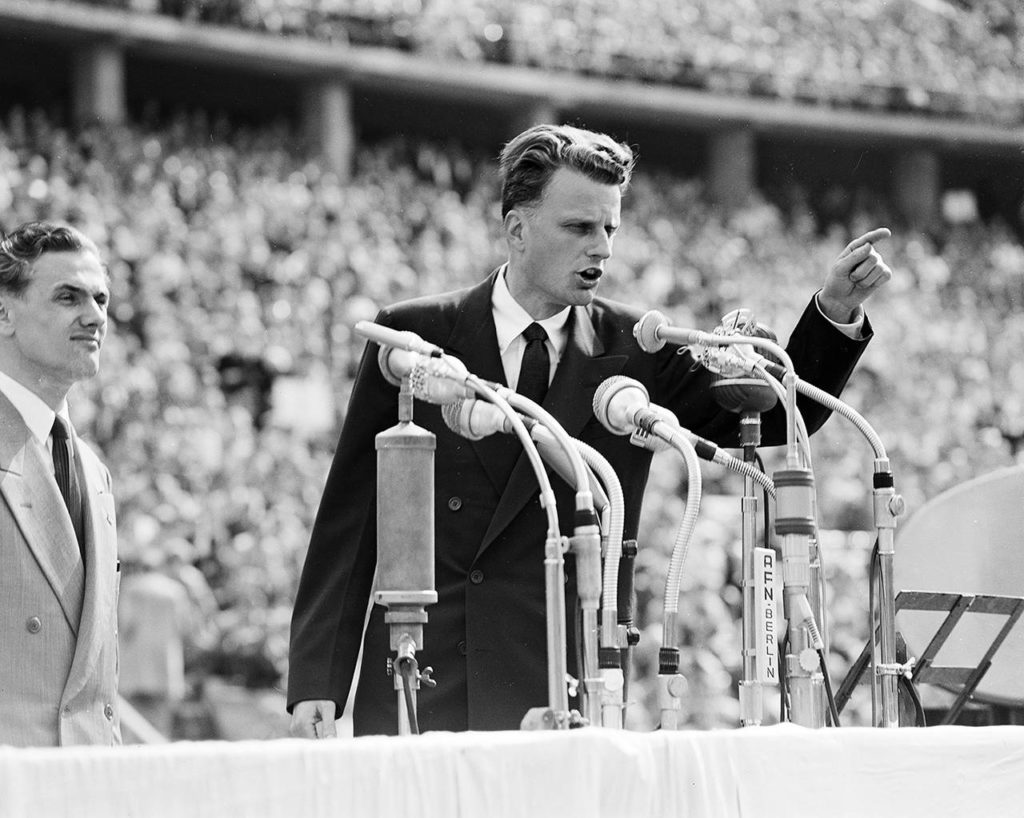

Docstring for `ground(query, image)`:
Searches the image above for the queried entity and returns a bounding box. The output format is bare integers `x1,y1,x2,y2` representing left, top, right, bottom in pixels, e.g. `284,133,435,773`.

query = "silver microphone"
592,376,677,452
355,320,444,357
376,345,473,405
592,375,774,494
441,397,515,440
633,310,706,353
442,398,609,510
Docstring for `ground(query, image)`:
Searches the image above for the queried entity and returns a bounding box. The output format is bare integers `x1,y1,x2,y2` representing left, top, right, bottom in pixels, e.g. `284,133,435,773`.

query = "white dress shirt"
0,369,70,466
491,267,571,390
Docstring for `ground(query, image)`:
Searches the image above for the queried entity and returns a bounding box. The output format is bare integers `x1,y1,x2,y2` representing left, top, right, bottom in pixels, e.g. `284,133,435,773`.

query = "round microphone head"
633,310,669,353
442,400,483,440
378,345,411,387
711,378,779,413
593,375,649,435
704,308,782,414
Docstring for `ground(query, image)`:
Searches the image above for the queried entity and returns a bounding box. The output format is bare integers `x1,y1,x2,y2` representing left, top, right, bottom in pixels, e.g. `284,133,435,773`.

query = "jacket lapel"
0,396,84,632
479,304,627,553
443,272,519,491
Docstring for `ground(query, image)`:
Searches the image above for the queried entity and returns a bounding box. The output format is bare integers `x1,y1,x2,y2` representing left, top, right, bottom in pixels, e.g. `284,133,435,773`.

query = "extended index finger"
840,227,891,258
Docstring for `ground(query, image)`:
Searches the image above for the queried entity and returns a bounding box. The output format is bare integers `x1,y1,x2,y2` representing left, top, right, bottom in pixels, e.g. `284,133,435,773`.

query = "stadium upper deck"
34,0,1024,126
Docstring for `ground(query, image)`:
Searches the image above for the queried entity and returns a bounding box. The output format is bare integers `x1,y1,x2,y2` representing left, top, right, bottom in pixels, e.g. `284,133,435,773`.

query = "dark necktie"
517,322,550,405
51,417,85,560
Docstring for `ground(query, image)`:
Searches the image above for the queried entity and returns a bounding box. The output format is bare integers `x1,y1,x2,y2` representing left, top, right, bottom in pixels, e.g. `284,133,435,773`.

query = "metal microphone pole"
502,390,604,728
458,379,575,729
711,376,780,727
757,361,905,727
568,438,628,728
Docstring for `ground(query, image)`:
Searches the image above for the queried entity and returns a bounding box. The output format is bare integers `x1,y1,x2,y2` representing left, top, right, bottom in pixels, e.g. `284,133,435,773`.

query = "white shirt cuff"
815,293,865,340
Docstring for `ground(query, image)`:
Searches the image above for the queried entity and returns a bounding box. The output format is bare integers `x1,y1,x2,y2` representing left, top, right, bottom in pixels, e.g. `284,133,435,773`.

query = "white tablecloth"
2,724,1023,818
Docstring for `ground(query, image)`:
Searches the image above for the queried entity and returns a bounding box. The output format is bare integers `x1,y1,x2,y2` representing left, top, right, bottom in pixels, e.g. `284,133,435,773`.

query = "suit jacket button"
457,640,468,656
447,497,462,511
469,569,484,584
104,704,115,721
26,616,41,634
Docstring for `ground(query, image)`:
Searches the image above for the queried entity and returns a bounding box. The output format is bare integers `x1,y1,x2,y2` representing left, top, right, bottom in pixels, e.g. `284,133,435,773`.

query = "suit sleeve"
286,321,398,714
654,298,871,447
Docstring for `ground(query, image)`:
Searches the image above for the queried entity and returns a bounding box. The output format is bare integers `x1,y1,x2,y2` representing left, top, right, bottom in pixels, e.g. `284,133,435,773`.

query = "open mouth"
578,267,602,283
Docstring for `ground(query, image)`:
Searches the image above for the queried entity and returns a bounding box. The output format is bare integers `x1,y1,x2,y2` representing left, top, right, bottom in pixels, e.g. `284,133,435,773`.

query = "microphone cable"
395,655,420,735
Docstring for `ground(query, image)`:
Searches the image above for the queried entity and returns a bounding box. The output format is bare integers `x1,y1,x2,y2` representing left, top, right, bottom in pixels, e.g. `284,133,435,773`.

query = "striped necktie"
51,416,85,561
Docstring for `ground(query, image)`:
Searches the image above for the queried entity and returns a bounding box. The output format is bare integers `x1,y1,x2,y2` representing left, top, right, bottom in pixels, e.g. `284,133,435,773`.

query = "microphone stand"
374,373,438,736
649,424,702,729
567,439,628,728
461,377,575,729
369,334,578,730
502,390,604,728
755,361,905,727
693,333,829,728
610,403,703,729
711,377,781,727
650,315,823,727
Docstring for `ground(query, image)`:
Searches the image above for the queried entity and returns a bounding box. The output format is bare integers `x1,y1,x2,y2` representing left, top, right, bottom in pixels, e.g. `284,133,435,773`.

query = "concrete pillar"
72,42,126,126
302,80,355,181
707,127,756,209
893,148,940,229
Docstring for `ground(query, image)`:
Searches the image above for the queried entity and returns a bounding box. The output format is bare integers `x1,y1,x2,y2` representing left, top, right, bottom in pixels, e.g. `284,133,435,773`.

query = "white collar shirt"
0,369,70,463
491,266,571,390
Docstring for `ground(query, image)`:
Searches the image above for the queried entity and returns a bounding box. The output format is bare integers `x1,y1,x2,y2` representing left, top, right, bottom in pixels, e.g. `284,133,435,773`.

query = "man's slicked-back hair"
498,124,636,217
0,221,100,295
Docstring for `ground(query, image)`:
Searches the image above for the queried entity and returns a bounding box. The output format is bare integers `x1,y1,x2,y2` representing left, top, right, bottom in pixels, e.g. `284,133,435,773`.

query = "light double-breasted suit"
0,392,121,747
288,270,871,735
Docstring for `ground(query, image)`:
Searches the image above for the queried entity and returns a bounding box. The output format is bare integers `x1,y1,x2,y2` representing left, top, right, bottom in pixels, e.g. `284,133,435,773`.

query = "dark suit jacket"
288,271,869,734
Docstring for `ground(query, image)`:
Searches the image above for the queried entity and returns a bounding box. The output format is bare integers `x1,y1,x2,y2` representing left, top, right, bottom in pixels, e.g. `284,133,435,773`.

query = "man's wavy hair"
0,221,100,295
498,124,636,217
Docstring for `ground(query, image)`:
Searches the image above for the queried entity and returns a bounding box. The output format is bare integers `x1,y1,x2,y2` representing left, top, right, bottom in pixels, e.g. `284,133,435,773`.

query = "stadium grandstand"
1,0,1023,740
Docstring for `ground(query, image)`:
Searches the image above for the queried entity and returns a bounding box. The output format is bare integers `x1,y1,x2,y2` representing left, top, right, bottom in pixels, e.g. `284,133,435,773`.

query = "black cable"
899,673,927,727
396,657,420,735
754,451,772,549
778,632,789,722
575,598,585,711
818,648,842,727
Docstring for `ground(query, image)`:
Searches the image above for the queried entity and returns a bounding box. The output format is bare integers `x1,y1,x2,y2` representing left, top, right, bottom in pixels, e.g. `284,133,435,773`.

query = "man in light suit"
0,221,120,747
288,124,893,736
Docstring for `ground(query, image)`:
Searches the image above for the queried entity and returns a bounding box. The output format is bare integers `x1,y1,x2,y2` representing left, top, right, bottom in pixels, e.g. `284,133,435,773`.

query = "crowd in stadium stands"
3,102,1021,730
62,0,1024,124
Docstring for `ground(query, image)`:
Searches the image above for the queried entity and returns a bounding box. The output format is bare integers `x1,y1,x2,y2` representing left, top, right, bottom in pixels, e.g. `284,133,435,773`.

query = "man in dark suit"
288,124,892,736
0,221,121,746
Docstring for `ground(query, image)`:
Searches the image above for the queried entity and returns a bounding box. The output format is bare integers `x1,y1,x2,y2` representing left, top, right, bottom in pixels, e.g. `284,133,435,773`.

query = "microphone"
376,345,473,405
442,398,609,511
441,396,513,440
592,376,679,453
592,376,775,494
633,310,704,353
704,309,780,415
355,320,444,357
